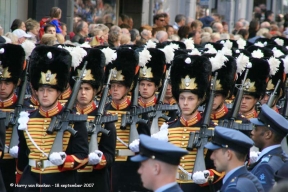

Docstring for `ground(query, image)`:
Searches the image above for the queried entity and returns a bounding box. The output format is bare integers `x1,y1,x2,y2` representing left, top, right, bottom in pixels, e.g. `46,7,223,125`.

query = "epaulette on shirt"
261,155,272,163
227,176,238,188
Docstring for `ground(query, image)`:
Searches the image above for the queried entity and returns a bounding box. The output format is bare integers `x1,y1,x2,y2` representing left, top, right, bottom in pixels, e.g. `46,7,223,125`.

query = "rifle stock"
8,60,30,152
267,79,280,108
191,73,218,174
48,61,88,155
88,69,118,153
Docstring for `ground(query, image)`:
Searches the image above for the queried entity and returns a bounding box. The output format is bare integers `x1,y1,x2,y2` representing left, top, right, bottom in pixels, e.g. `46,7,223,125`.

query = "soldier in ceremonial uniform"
249,104,288,192
169,54,225,192
238,58,270,119
131,134,189,192
0,44,25,192
71,48,116,192
16,46,88,192
205,126,264,192
104,48,143,192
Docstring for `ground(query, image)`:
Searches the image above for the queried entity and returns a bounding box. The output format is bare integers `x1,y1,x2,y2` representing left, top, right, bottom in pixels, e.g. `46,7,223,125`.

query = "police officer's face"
210,148,228,172
110,83,129,102
250,125,269,149
178,92,201,116
212,93,225,111
77,83,96,108
0,81,15,101
240,95,258,114
36,86,61,110
139,80,157,99
137,159,155,190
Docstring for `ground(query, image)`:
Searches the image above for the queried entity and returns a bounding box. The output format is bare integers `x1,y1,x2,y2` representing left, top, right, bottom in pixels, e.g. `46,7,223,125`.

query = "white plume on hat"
204,44,217,54
209,51,228,72
101,47,117,65
169,43,180,50
139,48,151,67
188,49,201,56
274,38,284,46
221,46,232,56
272,48,284,58
281,55,288,74
223,40,233,49
268,56,280,75
145,40,156,48
251,49,264,59
254,42,265,47
184,38,195,50
237,38,246,49
236,53,250,74
160,45,175,64
64,46,87,69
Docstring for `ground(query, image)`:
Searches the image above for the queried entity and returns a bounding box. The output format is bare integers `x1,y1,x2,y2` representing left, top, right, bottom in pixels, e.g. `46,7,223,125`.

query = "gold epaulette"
107,110,134,161
26,118,71,173
168,127,214,184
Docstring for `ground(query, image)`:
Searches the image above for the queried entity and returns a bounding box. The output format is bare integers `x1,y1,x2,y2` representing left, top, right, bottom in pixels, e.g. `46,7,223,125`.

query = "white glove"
88,150,103,165
49,152,66,166
18,111,30,130
192,170,211,184
250,151,260,164
151,123,168,142
129,139,140,153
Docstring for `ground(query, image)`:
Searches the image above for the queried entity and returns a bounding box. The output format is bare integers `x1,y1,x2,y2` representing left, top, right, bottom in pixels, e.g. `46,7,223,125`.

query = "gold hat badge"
139,66,153,78
111,67,125,81
40,70,57,85
77,69,94,81
179,75,198,90
243,78,256,92
0,48,12,79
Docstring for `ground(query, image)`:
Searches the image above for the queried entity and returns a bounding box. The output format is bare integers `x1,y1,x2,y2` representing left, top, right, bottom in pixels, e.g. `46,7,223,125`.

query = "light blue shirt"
256,144,281,161
155,182,177,192
223,166,244,184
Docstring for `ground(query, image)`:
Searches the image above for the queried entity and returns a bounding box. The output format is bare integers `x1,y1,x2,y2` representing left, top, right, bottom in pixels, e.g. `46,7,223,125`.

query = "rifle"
47,61,88,155
8,60,30,153
267,80,281,107
150,65,178,134
186,73,217,174
120,80,154,144
87,69,118,153
283,80,288,119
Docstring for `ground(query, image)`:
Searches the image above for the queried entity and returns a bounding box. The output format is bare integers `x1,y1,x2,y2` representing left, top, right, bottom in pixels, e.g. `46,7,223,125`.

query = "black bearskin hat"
246,45,274,58
71,48,105,92
105,47,139,89
30,45,71,92
156,41,186,49
138,48,166,87
204,42,224,51
266,59,285,98
171,54,212,101
236,58,270,99
0,44,25,84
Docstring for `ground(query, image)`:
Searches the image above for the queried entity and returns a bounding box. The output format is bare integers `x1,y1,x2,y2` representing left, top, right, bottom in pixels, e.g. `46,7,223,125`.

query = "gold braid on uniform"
111,97,131,110
76,102,97,114
59,86,72,100
210,105,228,120
138,96,157,107
30,96,39,106
165,98,177,105
180,112,202,127
241,109,258,119
0,93,17,108
39,102,63,117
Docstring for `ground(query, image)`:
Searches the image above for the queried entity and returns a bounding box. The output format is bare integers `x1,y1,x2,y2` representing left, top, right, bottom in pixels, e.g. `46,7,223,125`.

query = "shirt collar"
223,165,244,184
155,182,177,192
257,144,281,161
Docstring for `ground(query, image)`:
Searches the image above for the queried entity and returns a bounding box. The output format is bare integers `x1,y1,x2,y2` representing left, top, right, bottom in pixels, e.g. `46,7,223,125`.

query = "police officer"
131,134,188,192
249,104,288,192
16,46,89,192
205,126,264,192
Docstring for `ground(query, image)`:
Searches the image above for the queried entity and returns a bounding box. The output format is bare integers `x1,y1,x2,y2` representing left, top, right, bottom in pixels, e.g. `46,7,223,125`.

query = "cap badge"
185,76,191,87
139,66,153,78
40,70,57,85
243,78,256,92
46,71,52,82
77,69,94,81
111,68,124,81
180,76,198,90
0,65,3,77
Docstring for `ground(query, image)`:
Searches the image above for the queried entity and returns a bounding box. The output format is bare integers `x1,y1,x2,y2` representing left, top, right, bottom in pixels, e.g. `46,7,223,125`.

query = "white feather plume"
80,41,91,48
223,40,233,49
236,53,250,74
268,56,280,75
21,40,36,60
221,46,232,56
251,49,264,58
145,40,156,48
64,46,87,69
272,48,284,58
101,47,117,65
169,43,180,50
139,48,151,67
188,49,201,56
281,56,288,74
160,45,174,64
209,51,228,72
254,42,265,47
274,38,284,46
237,38,246,49
184,38,195,49
204,44,217,54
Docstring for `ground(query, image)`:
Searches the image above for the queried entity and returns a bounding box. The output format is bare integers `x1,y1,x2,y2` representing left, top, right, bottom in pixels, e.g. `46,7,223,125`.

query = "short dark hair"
153,13,165,24
44,24,56,33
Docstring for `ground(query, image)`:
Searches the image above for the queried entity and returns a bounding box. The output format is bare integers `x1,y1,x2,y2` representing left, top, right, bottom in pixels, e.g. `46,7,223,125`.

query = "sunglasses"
159,19,165,22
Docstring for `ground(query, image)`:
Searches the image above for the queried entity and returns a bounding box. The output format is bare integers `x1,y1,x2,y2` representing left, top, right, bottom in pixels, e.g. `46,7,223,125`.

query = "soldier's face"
210,148,229,172
36,86,61,110
137,159,156,190
212,93,225,111
110,83,129,102
77,83,96,108
0,81,15,101
260,94,269,105
240,95,258,114
178,92,201,116
139,80,157,99
165,83,173,100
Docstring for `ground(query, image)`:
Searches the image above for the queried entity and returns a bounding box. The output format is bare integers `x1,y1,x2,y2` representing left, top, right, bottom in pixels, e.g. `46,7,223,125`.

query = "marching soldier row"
0,35,288,192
